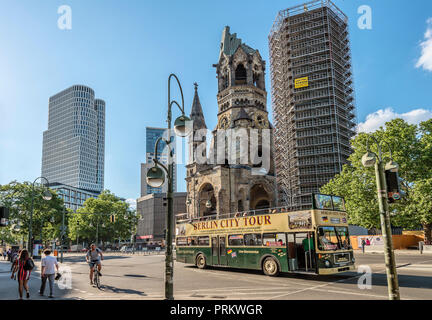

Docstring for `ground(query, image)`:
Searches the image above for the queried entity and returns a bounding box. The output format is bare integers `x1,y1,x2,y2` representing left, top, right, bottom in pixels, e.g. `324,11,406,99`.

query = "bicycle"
93,268,101,289
88,260,102,289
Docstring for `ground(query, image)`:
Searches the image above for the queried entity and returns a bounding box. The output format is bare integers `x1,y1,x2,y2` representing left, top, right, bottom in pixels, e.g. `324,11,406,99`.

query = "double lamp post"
146,74,192,300
28,177,66,262
361,135,400,300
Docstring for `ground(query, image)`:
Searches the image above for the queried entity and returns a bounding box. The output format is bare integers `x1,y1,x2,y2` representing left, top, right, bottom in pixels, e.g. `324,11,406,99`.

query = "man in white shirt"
39,249,59,298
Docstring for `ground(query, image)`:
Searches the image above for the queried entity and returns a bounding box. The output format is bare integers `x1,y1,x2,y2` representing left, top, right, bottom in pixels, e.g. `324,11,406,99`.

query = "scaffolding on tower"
269,0,357,210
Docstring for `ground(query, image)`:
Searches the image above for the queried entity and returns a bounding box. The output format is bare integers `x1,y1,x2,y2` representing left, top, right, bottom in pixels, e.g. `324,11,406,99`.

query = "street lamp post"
29,177,52,255
361,135,400,300
146,73,191,300
60,206,65,263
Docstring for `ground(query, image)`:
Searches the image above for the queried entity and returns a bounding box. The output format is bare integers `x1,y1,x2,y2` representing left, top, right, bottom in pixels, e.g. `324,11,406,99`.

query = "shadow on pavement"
183,265,432,289
61,255,131,263
99,284,147,296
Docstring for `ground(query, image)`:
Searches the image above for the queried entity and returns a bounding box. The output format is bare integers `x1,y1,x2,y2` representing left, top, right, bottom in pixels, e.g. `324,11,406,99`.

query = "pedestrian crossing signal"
0,207,10,227
385,170,401,203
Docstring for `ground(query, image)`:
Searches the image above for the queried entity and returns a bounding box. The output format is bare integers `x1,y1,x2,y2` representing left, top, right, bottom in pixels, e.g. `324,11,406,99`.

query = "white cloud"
357,108,432,133
416,18,432,71
125,198,137,210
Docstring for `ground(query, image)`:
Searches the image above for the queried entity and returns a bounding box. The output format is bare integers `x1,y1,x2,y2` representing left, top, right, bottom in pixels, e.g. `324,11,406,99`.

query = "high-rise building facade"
42,85,105,209
269,0,356,210
140,127,177,196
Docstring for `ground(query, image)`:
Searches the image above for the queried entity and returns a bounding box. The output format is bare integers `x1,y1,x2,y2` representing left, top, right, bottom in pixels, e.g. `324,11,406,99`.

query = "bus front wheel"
262,257,279,276
196,254,207,269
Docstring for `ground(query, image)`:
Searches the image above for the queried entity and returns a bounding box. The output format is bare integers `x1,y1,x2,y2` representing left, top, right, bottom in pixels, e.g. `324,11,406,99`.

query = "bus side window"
244,234,262,246
188,237,198,246
198,236,210,246
263,233,286,247
177,237,187,246
228,235,244,246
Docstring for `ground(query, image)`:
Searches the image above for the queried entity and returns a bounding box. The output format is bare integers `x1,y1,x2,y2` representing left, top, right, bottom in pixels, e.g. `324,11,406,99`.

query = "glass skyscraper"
41,85,105,209
141,127,177,196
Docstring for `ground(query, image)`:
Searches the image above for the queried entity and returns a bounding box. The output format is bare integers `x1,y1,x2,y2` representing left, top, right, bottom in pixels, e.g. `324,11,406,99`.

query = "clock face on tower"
219,115,230,130
254,112,268,129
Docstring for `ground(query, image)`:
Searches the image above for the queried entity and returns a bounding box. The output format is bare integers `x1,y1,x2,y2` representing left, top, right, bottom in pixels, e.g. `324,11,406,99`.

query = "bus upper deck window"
315,194,333,210
332,196,345,211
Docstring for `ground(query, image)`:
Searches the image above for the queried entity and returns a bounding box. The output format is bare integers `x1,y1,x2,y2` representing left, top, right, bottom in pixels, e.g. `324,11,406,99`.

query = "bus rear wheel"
196,254,207,269
262,257,279,276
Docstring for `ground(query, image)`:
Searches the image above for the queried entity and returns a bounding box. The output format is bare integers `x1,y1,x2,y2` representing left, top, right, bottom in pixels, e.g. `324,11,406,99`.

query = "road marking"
310,287,404,299
190,268,323,288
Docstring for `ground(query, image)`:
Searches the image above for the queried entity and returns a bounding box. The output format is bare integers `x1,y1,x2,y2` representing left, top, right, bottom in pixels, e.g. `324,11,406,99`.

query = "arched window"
235,64,247,85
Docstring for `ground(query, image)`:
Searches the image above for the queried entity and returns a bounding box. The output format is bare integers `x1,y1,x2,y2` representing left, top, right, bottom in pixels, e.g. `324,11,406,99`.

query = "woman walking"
11,249,32,300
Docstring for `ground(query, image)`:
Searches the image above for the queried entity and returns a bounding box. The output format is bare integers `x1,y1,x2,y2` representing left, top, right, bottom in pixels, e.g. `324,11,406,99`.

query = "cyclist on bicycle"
86,244,104,286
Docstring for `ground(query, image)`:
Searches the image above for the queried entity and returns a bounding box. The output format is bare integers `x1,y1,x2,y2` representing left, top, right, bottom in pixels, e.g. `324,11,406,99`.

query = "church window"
235,64,247,85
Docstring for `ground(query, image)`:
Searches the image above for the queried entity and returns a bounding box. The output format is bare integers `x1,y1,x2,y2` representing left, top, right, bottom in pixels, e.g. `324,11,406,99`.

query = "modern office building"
136,192,187,244
41,85,105,209
269,0,356,210
140,127,177,196
49,183,100,211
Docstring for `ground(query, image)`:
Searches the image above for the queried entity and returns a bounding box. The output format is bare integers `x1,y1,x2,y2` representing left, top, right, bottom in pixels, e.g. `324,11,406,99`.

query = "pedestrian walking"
10,250,21,272
39,249,59,298
361,239,366,254
11,249,34,300
2,250,6,260
419,240,425,254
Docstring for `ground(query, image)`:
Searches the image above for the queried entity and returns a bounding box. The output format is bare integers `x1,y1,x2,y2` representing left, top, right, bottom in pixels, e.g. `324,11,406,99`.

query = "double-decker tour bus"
175,194,355,276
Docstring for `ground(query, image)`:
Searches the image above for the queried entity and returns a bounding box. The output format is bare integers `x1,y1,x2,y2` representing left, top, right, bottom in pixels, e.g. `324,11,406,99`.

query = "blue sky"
1,0,432,204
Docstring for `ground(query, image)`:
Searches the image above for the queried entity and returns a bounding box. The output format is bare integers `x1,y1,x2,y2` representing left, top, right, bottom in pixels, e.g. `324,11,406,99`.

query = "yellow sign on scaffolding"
294,77,309,89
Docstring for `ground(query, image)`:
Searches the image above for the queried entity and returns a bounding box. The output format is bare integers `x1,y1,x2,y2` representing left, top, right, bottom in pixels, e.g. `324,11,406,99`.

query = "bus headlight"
324,260,331,267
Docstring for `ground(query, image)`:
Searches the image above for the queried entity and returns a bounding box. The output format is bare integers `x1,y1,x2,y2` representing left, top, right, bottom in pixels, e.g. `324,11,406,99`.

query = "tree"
68,190,138,247
321,118,432,239
0,181,66,247
406,178,432,244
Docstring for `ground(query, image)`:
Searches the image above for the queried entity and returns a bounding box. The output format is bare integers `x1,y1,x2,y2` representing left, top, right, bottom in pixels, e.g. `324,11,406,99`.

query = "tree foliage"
0,181,65,246
321,118,432,237
68,190,138,245
0,183,137,247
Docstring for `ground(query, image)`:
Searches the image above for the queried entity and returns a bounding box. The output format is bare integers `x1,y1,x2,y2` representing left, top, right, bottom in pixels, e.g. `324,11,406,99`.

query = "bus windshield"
317,226,351,251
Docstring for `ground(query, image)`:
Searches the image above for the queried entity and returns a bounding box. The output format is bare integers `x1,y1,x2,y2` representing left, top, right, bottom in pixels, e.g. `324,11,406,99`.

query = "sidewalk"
0,260,12,273
354,249,432,255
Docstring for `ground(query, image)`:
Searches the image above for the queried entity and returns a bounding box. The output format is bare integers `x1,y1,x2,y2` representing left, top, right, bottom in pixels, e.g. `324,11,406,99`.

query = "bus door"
293,232,316,272
287,233,298,271
219,236,227,265
286,233,316,272
211,236,227,266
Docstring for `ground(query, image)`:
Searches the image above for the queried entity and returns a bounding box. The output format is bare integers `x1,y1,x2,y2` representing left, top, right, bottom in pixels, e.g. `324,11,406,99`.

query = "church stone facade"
185,26,277,219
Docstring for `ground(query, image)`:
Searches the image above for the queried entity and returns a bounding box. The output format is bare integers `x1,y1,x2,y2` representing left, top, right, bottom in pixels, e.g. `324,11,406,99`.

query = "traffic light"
0,207,10,227
110,215,116,223
163,228,166,240
385,170,401,203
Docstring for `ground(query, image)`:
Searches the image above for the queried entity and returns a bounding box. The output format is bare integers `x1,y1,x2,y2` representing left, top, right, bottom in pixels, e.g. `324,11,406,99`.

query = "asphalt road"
0,252,431,300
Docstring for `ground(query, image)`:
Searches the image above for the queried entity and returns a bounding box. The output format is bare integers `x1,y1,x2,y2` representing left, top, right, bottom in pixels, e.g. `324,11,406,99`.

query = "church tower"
186,26,276,219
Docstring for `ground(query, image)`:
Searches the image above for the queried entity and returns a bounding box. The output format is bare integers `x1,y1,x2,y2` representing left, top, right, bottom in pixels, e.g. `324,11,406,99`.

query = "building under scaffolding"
269,0,357,210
